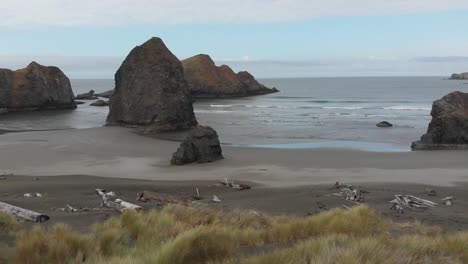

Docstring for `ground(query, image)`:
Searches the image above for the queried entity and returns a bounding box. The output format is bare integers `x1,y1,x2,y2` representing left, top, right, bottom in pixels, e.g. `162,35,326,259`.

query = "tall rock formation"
449,72,468,80
182,54,278,98
106,37,197,132
0,62,76,111
412,91,468,150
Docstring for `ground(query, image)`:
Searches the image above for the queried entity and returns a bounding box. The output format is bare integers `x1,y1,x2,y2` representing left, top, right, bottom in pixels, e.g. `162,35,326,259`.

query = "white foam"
210,104,233,108
322,106,365,110
383,106,431,111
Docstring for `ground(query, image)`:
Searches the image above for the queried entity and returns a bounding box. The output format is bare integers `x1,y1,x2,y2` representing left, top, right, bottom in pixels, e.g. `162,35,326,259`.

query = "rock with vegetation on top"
75,90,98,100
376,121,393,128
0,62,76,111
182,54,278,98
90,99,109,107
412,91,468,150
449,72,468,80
171,125,224,165
106,37,197,132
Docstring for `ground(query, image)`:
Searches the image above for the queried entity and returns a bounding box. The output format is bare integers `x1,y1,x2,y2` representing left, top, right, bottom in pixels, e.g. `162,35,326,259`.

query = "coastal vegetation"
1,205,467,264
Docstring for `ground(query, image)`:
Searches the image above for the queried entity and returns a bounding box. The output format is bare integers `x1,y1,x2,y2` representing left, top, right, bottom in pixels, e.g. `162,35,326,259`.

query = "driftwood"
96,189,143,213
442,196,453,206
191,188,203,200
221,178,252,190
212,195,221,203
0,201,49,223
136,190,189,205
332,182,363,202
389,194,438,209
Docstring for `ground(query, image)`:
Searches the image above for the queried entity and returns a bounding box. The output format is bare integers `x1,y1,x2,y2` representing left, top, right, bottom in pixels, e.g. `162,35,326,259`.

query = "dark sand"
1,175,467,233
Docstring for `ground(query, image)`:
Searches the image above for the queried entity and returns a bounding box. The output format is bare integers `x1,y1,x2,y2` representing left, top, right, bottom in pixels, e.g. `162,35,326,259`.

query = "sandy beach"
0,127,467,232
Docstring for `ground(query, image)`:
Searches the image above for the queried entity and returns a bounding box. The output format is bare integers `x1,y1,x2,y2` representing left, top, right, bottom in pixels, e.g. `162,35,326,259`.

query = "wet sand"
0,127,467,232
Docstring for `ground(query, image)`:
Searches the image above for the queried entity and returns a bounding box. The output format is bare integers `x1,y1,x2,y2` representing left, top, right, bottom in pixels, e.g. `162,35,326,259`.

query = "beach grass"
2,205,468,264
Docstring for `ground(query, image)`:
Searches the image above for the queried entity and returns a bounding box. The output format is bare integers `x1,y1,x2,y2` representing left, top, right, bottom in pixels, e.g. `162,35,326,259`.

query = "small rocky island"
182,54,278,98
412,91,468,150
106,37,198,132
0,62,76,113
449,72,468,80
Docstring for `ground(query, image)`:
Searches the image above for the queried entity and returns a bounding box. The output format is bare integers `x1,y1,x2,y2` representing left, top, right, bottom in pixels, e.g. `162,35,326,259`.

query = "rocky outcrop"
90,99,109,106
75,90,98,100
376,121,393,128
182,54,278,98
171,125,223,165
96,90,114,98
0,62,76,111
412,91,468,150
106,37,197,132
449,72,468,80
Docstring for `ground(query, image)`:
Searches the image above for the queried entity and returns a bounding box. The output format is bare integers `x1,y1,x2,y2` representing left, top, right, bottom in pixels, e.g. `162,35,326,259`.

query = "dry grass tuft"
0,211,21,235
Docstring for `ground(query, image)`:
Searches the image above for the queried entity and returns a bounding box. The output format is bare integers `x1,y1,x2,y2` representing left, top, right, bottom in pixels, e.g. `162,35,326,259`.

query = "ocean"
1,77,467,151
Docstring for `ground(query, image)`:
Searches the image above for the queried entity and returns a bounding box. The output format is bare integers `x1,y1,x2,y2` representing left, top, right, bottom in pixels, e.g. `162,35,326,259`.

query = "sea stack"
411,91,468,150
106,37,197,132
0,62,76,112
182,54,278,98
449,72,468,80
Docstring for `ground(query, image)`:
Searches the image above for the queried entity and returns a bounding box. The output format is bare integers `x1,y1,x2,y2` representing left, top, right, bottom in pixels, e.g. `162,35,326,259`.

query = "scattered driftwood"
389,194,438,209
136,190,189,205
96,189,143,213
0,201,49,223
332,182,363,202
390,204,404,214
212,195,221,203
221,178,252,190
24,193,42,198
442,196,453,206
191,188,203,200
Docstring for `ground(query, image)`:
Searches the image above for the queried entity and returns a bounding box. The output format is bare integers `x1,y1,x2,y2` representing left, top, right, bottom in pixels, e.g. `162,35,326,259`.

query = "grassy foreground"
1,205,467,264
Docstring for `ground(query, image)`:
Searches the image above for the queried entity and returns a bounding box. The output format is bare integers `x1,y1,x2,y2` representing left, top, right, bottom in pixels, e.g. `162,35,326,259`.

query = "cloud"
2,0,468,27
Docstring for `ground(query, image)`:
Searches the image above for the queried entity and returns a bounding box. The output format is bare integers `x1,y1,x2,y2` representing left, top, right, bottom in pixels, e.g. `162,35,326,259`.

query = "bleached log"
97,189,143,213
0,201,49,223
114,199,143,211
212,195,221,203
136,190,189,205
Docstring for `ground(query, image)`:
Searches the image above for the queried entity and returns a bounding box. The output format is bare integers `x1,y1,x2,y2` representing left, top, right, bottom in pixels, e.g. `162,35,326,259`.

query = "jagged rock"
90,99,109,106
182,54,278,98
96,90,114,98
75,90,98,100
376,121,393,128
449,72,468,80
106,37,197,132
171,125,223,165
412,91,468,150
0,62,76,111
75,101,85,105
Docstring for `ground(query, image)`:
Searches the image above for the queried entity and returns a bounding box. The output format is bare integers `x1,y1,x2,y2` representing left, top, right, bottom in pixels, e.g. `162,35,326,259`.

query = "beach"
1,126,467,232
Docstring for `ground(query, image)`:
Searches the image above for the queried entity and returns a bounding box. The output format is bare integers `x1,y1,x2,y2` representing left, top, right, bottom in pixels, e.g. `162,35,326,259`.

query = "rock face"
0,62,76,111
75,90,98,100
106,37,198,132
376,121,393,128
412,91,468,150
90,99,109,106
171,125,224,165
449,72,468,80
182,54,278,98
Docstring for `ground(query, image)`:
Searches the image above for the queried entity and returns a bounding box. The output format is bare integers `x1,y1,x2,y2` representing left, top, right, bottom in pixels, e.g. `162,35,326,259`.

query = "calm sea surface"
1,77,467,151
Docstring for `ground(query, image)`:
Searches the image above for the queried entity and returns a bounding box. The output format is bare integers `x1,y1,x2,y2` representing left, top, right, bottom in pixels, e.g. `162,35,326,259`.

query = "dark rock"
75,90,98,100
412,91,468,150
171,125,223,165
376,121,393,128
90,99,109,106
75,101,86,105
0,62,76,111
449,72,468,80
96,90,114,98
182,54,278,98
106,37,197,132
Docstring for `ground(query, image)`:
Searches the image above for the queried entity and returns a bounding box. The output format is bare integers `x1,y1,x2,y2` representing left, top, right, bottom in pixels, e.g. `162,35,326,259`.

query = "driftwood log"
389,194,438,209
0,201,50,223
136,191,190,205
96,189,143,213
332,182,363,202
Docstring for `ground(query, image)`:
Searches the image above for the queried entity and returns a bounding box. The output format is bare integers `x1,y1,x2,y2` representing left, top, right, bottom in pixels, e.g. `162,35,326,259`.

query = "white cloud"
2,0,468,27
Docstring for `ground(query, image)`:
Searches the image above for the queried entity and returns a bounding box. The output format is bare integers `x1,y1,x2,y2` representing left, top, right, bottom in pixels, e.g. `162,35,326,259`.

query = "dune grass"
1,205,467,264
0,211,21,236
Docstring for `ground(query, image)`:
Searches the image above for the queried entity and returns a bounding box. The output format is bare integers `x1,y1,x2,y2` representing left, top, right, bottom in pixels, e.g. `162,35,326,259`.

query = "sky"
1,0,468,79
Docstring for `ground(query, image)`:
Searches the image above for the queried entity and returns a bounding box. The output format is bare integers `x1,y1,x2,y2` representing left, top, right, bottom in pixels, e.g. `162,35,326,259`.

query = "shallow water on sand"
0,77,467,151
